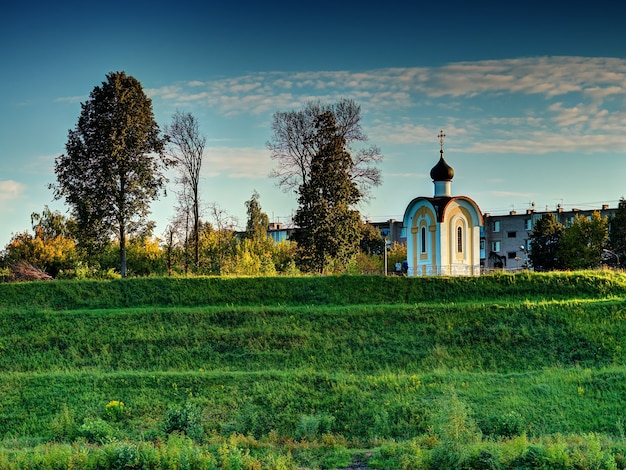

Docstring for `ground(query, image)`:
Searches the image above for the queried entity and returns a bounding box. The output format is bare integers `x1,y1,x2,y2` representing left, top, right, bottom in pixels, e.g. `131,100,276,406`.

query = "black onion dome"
430,150,454,181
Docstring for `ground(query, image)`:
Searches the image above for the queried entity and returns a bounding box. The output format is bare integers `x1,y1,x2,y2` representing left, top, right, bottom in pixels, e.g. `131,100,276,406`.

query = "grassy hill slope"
1,271,626,468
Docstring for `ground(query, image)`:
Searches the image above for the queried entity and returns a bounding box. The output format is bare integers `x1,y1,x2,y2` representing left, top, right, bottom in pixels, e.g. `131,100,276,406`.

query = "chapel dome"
430,150,454,181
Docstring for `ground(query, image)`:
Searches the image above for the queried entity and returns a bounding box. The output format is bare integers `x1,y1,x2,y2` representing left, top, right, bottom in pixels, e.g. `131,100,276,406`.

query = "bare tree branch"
165,110,206,268
267,99,383,200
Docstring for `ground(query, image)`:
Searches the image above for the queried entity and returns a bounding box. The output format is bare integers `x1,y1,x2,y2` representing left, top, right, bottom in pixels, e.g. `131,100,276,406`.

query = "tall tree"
529,213,565,271
165,110,206,268
236,191,275,276
51,71,168,277
609,197,626,267
293,111,361,273
558,211,608,270
267,99,382,200
244,190,270,242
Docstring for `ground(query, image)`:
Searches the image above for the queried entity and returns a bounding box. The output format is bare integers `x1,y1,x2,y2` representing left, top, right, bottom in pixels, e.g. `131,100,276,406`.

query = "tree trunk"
120,225,127,278
194,191,200,269
167,229,173,277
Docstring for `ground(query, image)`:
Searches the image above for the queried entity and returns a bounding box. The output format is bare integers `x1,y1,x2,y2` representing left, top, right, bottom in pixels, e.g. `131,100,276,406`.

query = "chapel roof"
402,195,484,225
430,149,454,182
430,130,455,182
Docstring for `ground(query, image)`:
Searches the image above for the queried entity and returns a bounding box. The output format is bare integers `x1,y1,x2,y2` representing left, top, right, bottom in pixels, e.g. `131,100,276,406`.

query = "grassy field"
1,271,626,468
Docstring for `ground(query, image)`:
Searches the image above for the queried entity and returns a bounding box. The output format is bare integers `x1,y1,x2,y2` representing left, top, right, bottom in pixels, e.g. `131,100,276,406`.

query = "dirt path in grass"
338,452,373,469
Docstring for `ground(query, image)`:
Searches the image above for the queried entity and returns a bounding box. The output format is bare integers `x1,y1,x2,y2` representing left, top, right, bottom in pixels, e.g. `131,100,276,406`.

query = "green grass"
1,299,625,374
1,270,626,468
1,270,626,310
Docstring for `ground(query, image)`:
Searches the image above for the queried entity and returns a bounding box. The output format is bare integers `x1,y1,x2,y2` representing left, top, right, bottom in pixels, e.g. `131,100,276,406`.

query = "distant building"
402,131,483,276
482,204,617,271
366,219,405,245
267,222,296,243
261,130,618,276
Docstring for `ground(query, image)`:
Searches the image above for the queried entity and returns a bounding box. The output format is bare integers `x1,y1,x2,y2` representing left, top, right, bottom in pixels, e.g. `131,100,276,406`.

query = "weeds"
0,271,625,467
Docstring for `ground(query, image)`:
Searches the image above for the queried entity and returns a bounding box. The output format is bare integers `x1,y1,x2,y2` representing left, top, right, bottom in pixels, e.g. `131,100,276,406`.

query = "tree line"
0,200,406,279
529,199,626,271
1,71,402,279
2,71,623,279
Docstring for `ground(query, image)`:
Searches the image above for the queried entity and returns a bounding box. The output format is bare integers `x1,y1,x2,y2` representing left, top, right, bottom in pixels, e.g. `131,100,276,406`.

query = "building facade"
402,132,483,276
482,204,617,271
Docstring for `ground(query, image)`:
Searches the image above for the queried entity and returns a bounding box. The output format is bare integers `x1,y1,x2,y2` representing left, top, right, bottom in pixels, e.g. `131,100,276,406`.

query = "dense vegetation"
1,271,626,468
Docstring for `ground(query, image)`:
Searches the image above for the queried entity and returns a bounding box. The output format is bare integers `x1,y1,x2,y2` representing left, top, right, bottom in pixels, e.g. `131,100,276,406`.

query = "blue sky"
1,1,626,246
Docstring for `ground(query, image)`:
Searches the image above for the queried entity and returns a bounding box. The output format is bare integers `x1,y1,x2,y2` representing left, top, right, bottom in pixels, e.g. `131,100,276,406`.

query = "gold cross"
437,130,446,150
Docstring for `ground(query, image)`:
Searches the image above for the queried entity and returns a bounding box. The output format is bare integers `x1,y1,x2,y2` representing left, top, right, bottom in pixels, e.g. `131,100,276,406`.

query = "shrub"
224,402,267,438
0,267,11,283
161,403,205,443
295,413,335,441
50,404,79,442
77,418,116,444
430,392,481,445
370,440,427,470
104,400,129,422
509,444,568,470
102,441,139,470
483,410,525,439
463,447,501,470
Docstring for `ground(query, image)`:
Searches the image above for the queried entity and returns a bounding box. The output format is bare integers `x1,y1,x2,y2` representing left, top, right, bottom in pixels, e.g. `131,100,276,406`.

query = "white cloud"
54,95,86,103
370,123,432,144
0,180,25,202
149,57,626,115
583,86,624,106
145,85,185,101
146,56,626,156
464,132,626,154
548,102,591,127
202,146,272,179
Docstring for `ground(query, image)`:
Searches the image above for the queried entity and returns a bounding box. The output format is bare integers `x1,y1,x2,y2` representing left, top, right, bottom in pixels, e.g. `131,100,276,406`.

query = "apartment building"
482,204,617,271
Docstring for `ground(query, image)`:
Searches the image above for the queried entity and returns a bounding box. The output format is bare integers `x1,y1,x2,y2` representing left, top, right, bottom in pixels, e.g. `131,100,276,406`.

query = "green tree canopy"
529,213,565,271
51,71,168,277
293,111,361,273
529,211,610,271
359,221,385,256
244,190,270,243
558,211,608,270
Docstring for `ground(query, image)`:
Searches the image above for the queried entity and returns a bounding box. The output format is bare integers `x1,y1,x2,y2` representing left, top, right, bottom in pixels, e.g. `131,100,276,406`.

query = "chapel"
402,131,483,276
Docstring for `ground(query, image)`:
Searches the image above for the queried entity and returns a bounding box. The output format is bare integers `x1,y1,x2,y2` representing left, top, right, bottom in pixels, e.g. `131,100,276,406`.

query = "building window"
508,252,517,260
457,227,463,253
420,227,426,253
525,218,532,230
480,240,485,251
491,241,501,252
492,221,501,232
507,231,517,238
